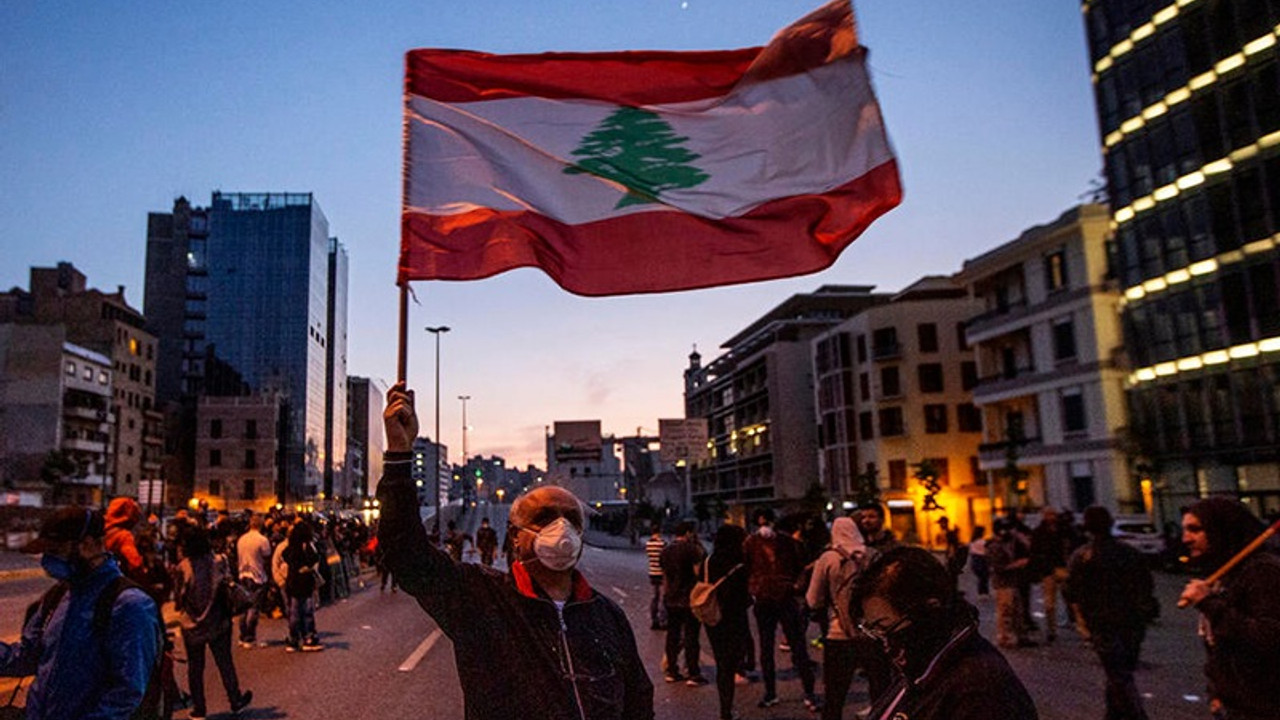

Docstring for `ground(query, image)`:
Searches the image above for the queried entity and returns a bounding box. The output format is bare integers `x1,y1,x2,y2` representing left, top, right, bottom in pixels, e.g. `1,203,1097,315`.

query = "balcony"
63,437,107,453
63,406,109,423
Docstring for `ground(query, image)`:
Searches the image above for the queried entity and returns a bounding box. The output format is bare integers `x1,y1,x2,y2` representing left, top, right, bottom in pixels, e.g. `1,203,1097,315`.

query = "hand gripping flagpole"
1178,518,1280,608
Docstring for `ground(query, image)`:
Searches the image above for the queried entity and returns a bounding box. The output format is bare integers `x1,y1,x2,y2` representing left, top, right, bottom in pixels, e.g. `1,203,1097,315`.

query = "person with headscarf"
806,516,890,719
852,546,1037,720
1178,498,1280,720
704,524,751,720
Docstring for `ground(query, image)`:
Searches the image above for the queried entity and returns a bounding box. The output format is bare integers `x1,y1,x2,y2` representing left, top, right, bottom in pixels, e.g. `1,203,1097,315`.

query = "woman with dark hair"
704,523,751,720
282,519,324,652
1179,497,1280,720
174,526,253,719
852,546,1036,720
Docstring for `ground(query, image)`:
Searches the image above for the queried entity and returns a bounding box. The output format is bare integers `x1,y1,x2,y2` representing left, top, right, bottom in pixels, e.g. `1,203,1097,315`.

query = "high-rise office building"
1083,0,1280,518
145,192,348,504
325,239,349,501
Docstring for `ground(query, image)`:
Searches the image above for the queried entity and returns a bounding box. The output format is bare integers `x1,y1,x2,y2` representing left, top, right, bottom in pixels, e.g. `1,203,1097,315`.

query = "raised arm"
376,383,466,631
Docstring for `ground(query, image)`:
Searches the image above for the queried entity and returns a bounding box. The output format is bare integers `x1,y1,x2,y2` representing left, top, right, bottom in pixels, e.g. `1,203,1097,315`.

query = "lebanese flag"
401,0,900,296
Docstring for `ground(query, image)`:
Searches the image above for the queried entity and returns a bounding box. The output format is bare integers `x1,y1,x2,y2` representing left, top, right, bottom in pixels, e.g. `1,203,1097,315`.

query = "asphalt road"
0,527,1215,720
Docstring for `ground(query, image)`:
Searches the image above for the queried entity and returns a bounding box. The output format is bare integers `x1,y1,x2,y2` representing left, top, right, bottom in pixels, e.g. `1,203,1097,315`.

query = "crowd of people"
1,381,1275,720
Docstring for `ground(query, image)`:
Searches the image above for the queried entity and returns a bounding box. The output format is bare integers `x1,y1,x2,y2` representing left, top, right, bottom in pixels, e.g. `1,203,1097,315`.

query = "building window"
1053,317,1077,362
888,460,907,490
970,456,985,485
242,479,255,501
83,366,93,381
856,334,867,364
245,420,258,440
957,403,983,433
924,404,949,434
210,419,222,439
244,449,257,470
921,457,950,486
859,411,874,440
917,323,939,353
859,372,870,401
872,327,899,358
209,479,221,497
66,362,76,376
918,363,945,393
1045,249,1068,291
961,361,978,391
879,407,905,436
209,449,222,467
1062,387,1087,434
1070,461,1096,509
881,366,901,397
956,322,970,350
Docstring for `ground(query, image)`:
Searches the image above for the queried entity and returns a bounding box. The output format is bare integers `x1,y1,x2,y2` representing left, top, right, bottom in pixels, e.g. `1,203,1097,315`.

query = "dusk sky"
1,1,1101,468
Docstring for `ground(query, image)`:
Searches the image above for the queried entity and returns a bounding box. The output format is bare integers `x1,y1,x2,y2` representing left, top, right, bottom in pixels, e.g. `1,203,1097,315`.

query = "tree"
564,107,709,208
913,459,944,549
40,450,79,505
852,465,882,509
801,481,829,519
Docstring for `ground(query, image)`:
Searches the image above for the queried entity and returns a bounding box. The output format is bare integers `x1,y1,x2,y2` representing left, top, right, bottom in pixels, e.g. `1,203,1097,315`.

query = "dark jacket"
659,538,705,608
743,530,804,604
1064,536,1154,634
377,452,654,720
283,540,321,599
868,625,1038,720
1196,551,1280,719
705,553,750,621
175,553,232,643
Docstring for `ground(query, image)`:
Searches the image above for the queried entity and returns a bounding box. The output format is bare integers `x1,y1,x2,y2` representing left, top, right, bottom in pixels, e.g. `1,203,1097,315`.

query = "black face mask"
882,610,957,674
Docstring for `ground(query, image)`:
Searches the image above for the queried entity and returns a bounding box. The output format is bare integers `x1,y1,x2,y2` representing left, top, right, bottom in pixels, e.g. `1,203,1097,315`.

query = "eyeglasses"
857,615,911,641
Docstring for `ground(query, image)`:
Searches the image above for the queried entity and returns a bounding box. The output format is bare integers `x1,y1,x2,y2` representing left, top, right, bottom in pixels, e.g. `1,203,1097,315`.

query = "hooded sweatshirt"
806,517,871,640
103,498,144,577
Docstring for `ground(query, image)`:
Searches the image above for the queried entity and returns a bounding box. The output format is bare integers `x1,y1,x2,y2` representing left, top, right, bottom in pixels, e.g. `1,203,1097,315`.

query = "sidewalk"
0,550,41,581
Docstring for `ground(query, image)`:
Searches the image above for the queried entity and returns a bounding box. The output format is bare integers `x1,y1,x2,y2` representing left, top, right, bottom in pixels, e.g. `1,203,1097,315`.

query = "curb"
0,568,43,582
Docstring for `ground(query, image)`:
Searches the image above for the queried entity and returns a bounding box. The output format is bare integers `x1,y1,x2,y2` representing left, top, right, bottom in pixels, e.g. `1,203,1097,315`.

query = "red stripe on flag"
399,160,902,296
406,48,760,105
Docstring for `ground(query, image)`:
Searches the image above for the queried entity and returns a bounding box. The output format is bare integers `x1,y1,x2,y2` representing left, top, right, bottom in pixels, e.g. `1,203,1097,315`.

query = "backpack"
824,545,874,638
690,559,742,627
28,577,171,720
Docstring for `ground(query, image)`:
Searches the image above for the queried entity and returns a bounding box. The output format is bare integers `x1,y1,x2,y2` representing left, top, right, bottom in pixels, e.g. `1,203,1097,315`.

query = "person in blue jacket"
0,506,161,720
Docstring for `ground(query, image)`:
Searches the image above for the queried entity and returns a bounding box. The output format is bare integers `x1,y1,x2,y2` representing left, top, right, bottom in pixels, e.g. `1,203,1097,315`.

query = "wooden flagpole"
397,283,409,383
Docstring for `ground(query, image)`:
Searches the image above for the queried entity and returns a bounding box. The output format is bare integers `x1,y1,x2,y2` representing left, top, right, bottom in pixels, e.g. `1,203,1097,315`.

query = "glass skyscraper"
1083,0,1280,518
146,192,348,502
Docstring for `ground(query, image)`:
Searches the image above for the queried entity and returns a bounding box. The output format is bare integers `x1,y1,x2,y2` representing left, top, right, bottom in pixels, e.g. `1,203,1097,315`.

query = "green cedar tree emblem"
564,106,710,209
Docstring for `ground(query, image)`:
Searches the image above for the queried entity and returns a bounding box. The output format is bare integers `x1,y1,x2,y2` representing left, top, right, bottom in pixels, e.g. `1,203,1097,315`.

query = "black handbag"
220,577,255,616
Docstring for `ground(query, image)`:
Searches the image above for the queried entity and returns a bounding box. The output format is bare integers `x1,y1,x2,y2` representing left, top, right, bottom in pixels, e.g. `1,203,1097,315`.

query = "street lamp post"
426,326,450,534
459,394,471,500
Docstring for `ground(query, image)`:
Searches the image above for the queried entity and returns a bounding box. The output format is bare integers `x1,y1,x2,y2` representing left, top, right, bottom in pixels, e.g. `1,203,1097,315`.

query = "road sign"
659,418,709,463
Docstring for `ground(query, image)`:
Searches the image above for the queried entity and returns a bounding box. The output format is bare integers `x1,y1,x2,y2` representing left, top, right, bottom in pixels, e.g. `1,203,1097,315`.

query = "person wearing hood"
0,506,162,719
1178,498,1280,720
378,383,653,720
104,496,146,580
806,516,890,720
852,546,1037,720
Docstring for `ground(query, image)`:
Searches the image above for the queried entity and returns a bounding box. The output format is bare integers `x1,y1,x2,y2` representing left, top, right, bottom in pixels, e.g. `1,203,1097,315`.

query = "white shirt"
238,528,273,584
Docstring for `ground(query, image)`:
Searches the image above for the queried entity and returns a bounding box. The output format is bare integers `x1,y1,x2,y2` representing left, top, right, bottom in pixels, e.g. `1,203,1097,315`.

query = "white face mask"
528,517,583,572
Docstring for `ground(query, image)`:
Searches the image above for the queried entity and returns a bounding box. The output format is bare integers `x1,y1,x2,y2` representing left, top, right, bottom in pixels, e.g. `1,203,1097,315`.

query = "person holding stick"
1178,498,1280,720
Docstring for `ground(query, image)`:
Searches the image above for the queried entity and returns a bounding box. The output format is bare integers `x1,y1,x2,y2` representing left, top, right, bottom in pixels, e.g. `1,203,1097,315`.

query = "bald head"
510,486,585,532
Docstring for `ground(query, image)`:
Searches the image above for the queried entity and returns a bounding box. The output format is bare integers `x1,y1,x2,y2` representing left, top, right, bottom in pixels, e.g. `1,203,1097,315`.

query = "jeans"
288,595,317,645
1094,627,1149,720
821,637,893,718
237,579,263,643
649,576,665,628
664,606,703,677
181,627,242,717
754,599,815,698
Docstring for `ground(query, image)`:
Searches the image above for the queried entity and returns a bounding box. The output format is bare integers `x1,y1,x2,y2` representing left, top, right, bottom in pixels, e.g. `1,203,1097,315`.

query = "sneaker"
189,715,206,720
758,695,779,708
238,641,254,649
685,675,710,687
231,690,253,713
664,672,685,684
804,694,823,713
285,643,300,653
734,673,750,686
779,641,791,651
302,641,325,652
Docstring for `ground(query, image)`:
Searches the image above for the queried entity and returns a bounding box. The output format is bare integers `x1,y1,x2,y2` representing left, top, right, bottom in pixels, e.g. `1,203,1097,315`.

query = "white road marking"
398,628,444,672
611,585,629,599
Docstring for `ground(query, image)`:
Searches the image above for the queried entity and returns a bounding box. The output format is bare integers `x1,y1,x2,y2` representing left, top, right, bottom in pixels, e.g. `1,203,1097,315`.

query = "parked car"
1113,515,1164,558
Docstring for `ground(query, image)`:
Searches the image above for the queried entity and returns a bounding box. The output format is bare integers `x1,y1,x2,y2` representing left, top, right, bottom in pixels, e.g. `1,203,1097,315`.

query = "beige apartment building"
194,394,282,512
814,276,986,546
960,204,1135,514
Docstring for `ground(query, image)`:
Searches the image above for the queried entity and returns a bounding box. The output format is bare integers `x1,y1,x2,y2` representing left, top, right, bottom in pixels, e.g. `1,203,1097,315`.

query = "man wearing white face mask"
377,383,654,720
